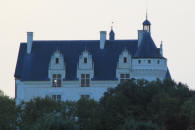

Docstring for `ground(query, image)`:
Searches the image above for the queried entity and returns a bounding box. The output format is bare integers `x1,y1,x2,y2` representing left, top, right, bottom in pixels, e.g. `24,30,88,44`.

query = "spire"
109,22,115,40
146,11,148,20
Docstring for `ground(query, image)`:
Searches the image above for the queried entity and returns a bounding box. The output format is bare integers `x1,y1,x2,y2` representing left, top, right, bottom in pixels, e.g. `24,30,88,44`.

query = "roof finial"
111,21,114,30
146,11,148,20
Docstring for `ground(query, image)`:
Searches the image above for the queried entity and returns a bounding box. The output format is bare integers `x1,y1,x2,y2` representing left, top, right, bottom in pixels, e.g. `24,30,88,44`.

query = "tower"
143,13,151,32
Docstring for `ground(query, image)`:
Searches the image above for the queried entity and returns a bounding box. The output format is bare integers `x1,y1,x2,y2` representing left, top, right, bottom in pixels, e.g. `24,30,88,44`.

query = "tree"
31,112,79,130
17,97,76,130
0,94,16,130
99,79,194,130
76,97,101,130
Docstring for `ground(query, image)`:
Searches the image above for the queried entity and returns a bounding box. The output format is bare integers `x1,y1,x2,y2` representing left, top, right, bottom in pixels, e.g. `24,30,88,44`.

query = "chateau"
14,17,171,104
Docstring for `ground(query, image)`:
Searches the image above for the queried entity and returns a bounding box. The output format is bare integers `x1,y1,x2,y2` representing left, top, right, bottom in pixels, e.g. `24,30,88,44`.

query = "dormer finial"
109,22,115,41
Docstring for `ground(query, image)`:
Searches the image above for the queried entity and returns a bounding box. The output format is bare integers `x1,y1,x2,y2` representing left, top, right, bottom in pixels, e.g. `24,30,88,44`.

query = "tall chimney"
100,31,106,49
160,41,163,56
27,32,33,54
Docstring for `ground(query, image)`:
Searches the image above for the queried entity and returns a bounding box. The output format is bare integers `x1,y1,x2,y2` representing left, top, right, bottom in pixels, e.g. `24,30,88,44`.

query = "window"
81,95,90,99
84,57,87,64
81,74,90,87
120,74,130,82
56,58,59,64
52,74,61,87
138,60,141,64
148,60,151,64
157,60,160,64
52,95,61,101
124,57,127,63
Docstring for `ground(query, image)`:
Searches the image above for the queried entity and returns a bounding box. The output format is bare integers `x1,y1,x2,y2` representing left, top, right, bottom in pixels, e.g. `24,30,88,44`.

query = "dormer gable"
78,50,93,70
48,50,66,80
117,49,132,69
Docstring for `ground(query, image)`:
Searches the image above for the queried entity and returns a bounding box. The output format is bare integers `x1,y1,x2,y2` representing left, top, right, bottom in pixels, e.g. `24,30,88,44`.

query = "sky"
0,0,195,97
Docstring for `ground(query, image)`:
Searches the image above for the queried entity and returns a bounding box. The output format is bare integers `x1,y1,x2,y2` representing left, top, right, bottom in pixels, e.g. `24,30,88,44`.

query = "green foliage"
31,112,79,130
1,79,195,130
17,97,76,130
76,97,101,130
120,119,158,130
99,79,195,130
0,95,16,130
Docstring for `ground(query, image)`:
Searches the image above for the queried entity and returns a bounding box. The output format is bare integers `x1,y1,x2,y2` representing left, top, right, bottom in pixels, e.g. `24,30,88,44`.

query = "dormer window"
81,74,90,87
52,74,61,87
84,57,87,64
124,57,127,63
56,58,59,64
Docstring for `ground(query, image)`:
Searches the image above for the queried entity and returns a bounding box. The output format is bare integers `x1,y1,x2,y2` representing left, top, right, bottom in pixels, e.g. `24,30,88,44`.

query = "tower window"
52,74,61,87
81,74,90,87
148,60,151,64
120,74,130,83
56,58,59,64
124,57,127,63
84,57,87,64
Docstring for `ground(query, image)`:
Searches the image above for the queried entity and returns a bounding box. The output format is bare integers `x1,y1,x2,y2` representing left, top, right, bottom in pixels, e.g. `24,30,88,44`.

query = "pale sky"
0,0,195,97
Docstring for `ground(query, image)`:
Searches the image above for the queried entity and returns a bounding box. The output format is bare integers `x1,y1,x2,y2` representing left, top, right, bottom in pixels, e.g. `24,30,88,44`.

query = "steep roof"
14,40,138,81
143,19,151,25
135,32,164,58
165,68,172,79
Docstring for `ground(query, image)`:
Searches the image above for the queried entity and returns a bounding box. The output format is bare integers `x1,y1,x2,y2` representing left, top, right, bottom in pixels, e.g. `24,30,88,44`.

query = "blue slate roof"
143,19,151,25
15,40,138,81
135,32,164,58
14,33,169,81
165,68,172,79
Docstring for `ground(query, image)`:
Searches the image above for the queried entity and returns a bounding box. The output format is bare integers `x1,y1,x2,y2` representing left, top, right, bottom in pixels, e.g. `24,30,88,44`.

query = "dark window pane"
81,79,85,87
57,79,61,87
84,57,87,63
138,60,141,64
157,60,160,64
81,74,85,79
124,57,127,63
53,74,57,78
57,95,61,101
86,79,90,87
126,74,130,78
120,74,125,78
86,74,90,78
57,74,61,78
81,95,89,99
148,60,151,64
52,95,56,100
56,58,59,64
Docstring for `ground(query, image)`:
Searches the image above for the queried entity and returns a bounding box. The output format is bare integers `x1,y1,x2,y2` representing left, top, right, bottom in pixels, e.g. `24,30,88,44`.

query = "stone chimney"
100,31,107,49
27,32,33,54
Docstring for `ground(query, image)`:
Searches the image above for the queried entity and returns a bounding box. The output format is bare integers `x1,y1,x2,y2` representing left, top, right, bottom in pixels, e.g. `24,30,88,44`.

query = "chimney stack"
27,32,33,54
100,31,107,49
160,41,163,56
